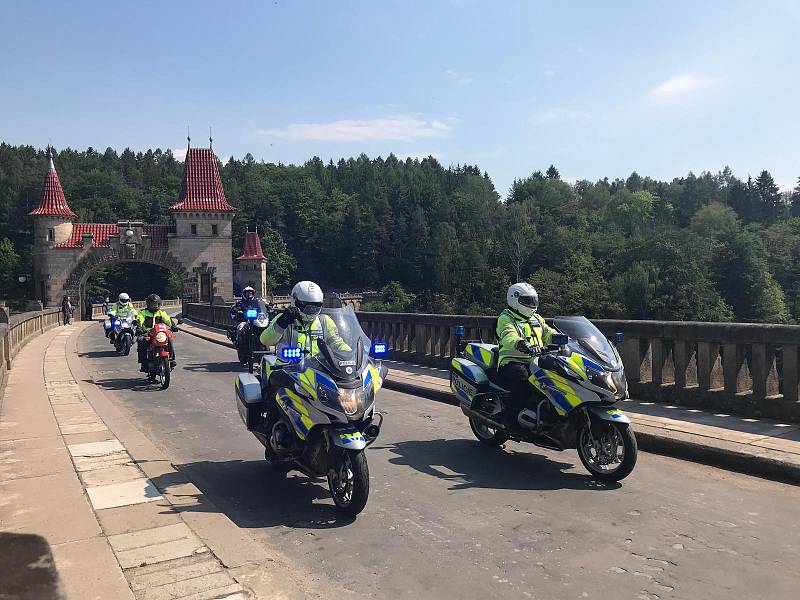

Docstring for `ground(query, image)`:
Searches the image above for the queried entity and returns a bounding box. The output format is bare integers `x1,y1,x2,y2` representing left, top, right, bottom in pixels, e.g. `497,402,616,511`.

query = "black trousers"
496,363,530,428
137,337,175,367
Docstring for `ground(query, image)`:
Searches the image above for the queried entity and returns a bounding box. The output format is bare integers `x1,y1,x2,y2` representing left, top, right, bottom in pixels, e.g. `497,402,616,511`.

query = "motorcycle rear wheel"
576,422,637,482
328,449,369,516
469,417,508,446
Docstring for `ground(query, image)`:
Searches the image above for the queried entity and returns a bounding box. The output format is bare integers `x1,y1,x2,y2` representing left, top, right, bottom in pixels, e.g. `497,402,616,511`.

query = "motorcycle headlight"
254,313,269,328
587,368,616,393
155,331,168,343
317,385,369,417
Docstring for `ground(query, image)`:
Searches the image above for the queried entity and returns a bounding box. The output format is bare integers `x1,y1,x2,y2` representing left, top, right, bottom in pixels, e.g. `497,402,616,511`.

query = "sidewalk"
178,317,800,484
0,321,307,600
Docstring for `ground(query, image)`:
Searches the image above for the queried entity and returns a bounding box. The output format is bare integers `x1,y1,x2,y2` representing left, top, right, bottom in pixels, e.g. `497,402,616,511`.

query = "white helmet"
118,292,130,304
507,282,538,318
291,281,323,322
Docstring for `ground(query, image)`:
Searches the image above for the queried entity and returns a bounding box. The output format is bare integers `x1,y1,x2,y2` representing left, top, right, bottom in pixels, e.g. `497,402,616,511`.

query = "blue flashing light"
245,308,258,318
280,346,303,361
373,342,387,355
113,319,121,327
455,325,465,335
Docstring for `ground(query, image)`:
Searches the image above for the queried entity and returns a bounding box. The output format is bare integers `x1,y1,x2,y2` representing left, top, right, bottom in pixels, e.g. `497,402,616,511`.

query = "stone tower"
29,143,238,307
28,149,77,306
168,147,237,302
233,230,268,299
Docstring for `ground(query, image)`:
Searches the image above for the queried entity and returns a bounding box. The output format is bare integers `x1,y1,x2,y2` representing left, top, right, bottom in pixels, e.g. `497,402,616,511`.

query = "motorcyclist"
135,294,176,371
106,292,137,340
230,286,259,321
260,281,350,359
496,282,558,432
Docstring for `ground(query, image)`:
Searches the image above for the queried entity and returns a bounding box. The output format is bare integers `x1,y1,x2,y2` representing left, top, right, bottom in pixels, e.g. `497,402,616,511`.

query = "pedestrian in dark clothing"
61,295,73,325
84,294,93,321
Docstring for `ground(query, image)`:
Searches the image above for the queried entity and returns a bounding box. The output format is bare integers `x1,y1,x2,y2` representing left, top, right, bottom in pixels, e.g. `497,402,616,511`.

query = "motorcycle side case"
450,357,489,403
235,373,266,431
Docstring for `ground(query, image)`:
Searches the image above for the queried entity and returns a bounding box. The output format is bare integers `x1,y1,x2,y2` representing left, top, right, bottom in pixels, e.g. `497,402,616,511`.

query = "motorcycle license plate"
451,372,477,398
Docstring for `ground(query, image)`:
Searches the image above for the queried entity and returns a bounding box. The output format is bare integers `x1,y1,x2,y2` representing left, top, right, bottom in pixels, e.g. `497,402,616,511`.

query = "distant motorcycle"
142,319,180,389
450,316,637,482
107,313,136,355
227,299,270,373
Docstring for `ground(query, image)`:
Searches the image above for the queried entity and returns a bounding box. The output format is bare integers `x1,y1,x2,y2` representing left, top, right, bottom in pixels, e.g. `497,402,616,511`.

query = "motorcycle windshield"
249,299,270,327
552,316,621,371
276,307,371,380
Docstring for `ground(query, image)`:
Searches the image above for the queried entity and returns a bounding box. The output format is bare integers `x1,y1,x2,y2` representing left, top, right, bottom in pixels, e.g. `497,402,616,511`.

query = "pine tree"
546,164,560,180
755,170,781,223
791,177,800,218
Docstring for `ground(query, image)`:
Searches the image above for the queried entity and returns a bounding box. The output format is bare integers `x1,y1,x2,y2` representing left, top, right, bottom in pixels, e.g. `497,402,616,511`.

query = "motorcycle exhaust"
270,421,294,451
462,407,506,431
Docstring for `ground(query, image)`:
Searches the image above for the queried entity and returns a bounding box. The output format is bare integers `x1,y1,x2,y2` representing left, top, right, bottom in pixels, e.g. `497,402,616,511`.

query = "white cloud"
256,115,451,142
648,74,715,100
533,108,589,124
171,148,188,161
446,69,474,86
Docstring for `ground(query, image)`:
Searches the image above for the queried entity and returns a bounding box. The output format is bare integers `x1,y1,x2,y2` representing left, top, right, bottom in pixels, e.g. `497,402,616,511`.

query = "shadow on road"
146,458,356,530
92,376,165,393
79,349,119,359
183,361,245,374
384,438,621,492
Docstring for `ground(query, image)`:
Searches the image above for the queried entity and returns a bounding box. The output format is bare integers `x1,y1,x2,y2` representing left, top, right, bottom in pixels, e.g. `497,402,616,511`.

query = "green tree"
712,229,788,322
0,237,21,298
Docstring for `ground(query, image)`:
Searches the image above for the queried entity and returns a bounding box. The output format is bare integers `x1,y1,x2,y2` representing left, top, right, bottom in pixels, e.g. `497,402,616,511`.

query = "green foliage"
362,281,415,312
2,141,799,323
0,237,21,298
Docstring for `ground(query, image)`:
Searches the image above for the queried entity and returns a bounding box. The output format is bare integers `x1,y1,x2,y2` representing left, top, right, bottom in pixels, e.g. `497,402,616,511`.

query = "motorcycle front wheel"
327,449,369,516
469,417,508,446
576,422,637,482
159,356,171,390
121,334,131,356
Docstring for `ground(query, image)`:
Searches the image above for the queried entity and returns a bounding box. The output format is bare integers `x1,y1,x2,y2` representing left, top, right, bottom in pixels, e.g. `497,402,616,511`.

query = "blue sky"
2,0,799,196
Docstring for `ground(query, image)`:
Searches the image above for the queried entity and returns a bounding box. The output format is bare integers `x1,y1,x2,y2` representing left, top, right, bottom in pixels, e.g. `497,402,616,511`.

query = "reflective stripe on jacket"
496,308,556,367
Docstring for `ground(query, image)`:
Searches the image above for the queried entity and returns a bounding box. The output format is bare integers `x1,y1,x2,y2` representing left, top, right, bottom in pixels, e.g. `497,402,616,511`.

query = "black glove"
276,306,302,328
516,339,538,355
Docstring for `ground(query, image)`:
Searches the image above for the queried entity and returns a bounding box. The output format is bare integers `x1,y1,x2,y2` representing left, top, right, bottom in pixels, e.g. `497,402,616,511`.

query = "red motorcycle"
144,320,178,389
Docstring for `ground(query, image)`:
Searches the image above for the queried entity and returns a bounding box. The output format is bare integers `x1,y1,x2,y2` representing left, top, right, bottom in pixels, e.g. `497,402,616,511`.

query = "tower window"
212,224,218,236
191,224,197,235
48,228,54,242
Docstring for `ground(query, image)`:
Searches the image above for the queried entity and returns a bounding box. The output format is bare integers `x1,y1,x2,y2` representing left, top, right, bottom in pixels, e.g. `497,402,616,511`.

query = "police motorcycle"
227,298,271,373
234,307,387,516
450,316,637,482
104,307,137,356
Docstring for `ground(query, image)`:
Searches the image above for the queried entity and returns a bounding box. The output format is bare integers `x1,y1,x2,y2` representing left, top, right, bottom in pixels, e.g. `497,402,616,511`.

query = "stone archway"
64,247,196,315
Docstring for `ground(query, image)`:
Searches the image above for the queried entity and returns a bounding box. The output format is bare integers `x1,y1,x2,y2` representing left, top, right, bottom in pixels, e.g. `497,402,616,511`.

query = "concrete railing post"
783,345,799,402
751,344,768,400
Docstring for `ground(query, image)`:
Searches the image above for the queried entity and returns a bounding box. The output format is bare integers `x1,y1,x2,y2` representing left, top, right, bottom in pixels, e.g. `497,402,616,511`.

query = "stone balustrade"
0,307,63,387
181,304,800,422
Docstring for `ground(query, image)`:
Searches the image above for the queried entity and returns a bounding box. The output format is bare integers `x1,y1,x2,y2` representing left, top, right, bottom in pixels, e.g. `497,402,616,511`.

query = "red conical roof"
170,148,236,212
238,230,266,260
29,152,77,218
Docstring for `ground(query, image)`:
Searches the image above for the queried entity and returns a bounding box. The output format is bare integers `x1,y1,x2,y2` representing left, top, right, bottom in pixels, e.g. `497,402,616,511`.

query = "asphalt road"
77,325,800,600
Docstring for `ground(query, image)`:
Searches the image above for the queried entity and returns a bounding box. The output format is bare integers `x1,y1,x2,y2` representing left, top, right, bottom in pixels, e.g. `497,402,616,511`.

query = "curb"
177,317,235,349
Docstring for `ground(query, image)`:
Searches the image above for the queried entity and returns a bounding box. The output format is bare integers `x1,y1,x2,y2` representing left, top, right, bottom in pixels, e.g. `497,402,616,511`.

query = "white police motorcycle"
451,317,637,482
235,307,387,515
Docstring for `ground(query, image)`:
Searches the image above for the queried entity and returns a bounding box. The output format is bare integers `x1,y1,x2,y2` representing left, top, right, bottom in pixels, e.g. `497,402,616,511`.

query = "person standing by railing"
84,294,93,321
102,297,109,315
61,295,73,325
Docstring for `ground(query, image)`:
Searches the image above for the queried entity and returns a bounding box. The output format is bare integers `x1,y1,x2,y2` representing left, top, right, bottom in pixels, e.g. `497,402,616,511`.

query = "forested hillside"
2,143,800,322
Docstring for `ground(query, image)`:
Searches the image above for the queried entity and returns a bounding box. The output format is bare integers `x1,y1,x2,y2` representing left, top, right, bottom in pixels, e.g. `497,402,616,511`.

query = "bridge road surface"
76,326,800,600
